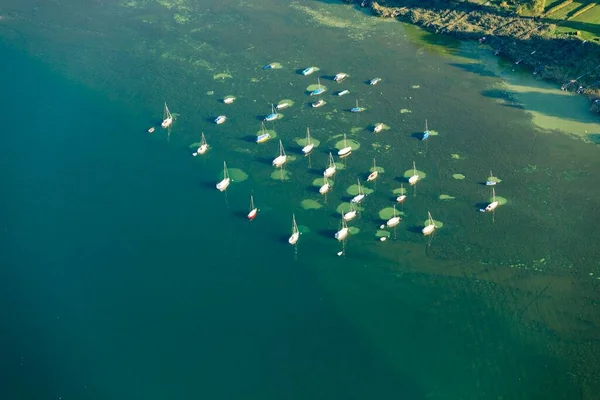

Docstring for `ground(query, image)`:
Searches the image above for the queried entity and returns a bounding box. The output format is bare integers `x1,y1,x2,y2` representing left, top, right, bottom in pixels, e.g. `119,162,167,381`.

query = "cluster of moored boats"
155,65,502,248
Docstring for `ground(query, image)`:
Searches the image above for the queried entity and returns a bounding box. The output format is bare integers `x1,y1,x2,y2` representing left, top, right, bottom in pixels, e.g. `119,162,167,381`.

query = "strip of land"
343,0,600,114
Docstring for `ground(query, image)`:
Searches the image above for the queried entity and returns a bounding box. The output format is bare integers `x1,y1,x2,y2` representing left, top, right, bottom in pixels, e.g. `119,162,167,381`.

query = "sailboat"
334,72,347,82
214,115,227,124
408,161,420,185
323,152,337,178
216,161,231,192
422,211,436,235
161,102,173,129
373,123,384,133
310,78,326,96
256,122,271,144
422,119,430,140
335,217,349,241
386,205,401,228
272,140,287,168
351,179,365,204
288,214,300,245
343,203,357,222
302,128,314,155
481,188,499,212
247,195,258,221
369,77,381,85
193,132,208,156
486,171,497,186
319,176,330,195
396,184,407,203
350,99,364,113
367,158,379,182
338,134,352,157
312,98,325,108
337,89,350,97
264,104,278,122
276,101,290,110
302,67,316,76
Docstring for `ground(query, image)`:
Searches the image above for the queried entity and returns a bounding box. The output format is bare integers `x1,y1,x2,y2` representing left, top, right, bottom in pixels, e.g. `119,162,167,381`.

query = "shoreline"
342,0,600,114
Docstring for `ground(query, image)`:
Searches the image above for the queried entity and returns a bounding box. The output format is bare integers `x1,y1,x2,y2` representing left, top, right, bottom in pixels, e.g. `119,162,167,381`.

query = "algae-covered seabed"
2,0,599,398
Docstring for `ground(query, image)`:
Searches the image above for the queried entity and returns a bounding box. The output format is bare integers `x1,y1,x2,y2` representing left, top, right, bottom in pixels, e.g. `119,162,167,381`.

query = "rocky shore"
343,0,600,114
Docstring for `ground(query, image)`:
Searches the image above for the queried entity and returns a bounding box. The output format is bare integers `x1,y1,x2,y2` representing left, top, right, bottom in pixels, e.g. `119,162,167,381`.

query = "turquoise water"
1,0,599,398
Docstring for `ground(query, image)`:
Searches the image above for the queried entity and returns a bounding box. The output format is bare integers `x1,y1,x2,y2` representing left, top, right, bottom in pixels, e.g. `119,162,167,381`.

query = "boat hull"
367,171,378,182
396,195,407,203
310,89,325,96
319,184,330,195
482,201,499,212
312,100,325,108
302,68,315,75
324,167,336,178
223,98,235,104
338,147,352,157
272,155,287,167
408,175,419,185
248,209,257,220
216,178,230,192
256,134,270,143
197,144,208,154
276,103,289,110
264,114,278,121
161,118,173,129
215,116,226,124
386,217,401,228
302,144,314,155
335,228,348,241
351,194,365,204
374,124,383,133
422,225,435,235
289,232,300,245
343,211,357,221
337,90,349,96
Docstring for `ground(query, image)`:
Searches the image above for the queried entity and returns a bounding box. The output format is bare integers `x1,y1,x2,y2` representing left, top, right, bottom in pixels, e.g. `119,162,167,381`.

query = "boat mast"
223,161,229,179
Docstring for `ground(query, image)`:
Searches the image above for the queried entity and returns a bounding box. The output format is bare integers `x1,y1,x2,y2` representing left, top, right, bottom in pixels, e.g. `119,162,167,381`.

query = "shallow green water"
1,0,599,398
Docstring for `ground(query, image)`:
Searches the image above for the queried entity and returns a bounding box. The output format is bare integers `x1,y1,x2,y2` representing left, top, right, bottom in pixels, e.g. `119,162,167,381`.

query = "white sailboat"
386,205,401,228
481,188,499,212
335,217,349,241
312,98,325,108
334,72,347,82
351,179,365,204
216,161,231,192
408,161,420,185
486,171,497,186
396,184,407,203
272,140,287,168
422,211,436,235
367,158,379,182
373,123,384,133
161,102,173,129
193,132,208,156
214,115,227,124
323,152,337,178
319,176,331,195
338,134,352,157
302,128,314,155
223,96,235,104
276,101,290,110
343,203,357,222
247,195,258,221
289,214,300,245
